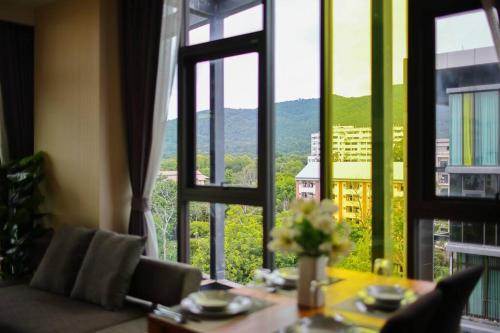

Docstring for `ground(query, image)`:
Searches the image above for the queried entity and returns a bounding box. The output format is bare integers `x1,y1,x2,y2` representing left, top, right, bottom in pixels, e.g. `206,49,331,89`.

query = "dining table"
148,267,436,333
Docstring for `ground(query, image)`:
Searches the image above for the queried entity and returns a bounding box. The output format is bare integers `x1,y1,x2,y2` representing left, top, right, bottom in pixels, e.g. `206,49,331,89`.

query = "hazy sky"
436,9,493,54
190,0,322,112
168,1,495,118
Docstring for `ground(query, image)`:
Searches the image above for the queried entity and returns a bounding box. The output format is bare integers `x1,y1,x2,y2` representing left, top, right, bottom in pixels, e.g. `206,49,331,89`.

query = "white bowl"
188,291,235,312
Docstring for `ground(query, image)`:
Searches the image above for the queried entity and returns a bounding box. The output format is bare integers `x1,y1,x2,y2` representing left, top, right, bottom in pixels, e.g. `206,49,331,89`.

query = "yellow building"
296,162,404,223
332,162,404,223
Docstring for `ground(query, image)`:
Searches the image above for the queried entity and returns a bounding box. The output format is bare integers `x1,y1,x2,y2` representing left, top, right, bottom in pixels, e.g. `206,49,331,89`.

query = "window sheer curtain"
120,0,182,257
143,0,183,257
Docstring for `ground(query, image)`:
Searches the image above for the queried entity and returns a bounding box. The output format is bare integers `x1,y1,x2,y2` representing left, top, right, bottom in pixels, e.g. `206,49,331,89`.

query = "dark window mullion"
371,0,394,264
177,44,196,263
261,0,275,270
209,14,226,280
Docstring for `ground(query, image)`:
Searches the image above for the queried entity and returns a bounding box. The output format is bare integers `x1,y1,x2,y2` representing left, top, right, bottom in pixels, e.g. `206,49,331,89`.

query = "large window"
153,0,321,284
323,0,407,275
435,9,500,199
176,0,274,283
327,0,373,273
154,0,408,283
410,0,500,330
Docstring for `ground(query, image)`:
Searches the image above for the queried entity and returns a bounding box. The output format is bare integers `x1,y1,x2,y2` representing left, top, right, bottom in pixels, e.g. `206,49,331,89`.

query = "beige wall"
99,0,131,233
0,3,34,25
35,0,130,231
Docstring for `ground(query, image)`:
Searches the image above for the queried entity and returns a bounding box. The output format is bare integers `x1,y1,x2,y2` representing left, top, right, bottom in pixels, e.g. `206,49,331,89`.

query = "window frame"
322,0,396,267
176,0,275,279
408,0,500,278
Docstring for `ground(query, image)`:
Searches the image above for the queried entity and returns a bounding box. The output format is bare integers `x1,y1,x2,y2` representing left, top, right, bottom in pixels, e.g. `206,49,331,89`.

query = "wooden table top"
148,268,436,333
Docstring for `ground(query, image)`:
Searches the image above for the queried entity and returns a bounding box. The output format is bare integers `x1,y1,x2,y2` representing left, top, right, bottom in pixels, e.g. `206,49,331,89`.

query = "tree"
391,197,406,275
160,158,177,171
276,173,296,212
224,205,263,283
337,214,372,272
152,178,177,261
393,140,404,162
337,196,407,275
275,154,307,175
274,210,298,268
152,154,409,283
233,164,257,187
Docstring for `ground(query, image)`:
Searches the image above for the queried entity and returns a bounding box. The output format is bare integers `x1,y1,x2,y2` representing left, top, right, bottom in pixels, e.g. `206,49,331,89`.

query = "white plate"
181,291,253,318
276,267,299,283
358,285,417,311
270,267,298,288
366,285,406,303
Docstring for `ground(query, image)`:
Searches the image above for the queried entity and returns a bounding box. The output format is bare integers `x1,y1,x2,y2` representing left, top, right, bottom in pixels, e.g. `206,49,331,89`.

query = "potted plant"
268,199,351,307
0,152,48,280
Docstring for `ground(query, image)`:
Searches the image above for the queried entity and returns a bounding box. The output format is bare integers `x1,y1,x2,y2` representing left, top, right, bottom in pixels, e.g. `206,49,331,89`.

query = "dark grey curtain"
0,21,34,160
120,0,164,237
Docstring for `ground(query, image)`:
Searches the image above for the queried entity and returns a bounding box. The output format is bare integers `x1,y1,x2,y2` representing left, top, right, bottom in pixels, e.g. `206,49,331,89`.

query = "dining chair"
379,289,443,333
432,265,484,333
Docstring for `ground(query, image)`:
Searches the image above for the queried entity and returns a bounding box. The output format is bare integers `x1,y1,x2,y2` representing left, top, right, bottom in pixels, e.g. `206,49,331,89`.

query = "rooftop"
436,46,498,70
296,162,404,181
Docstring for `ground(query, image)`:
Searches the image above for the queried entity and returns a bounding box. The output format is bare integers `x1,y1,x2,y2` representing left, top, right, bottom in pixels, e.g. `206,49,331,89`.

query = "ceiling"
0,0,56,8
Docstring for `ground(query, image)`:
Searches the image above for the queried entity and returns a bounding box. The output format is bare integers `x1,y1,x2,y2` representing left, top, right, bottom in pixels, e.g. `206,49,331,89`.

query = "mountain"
163,85,445,156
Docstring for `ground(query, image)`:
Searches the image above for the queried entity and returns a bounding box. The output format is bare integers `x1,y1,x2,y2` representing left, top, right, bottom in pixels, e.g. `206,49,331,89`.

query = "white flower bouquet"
268,199,351,263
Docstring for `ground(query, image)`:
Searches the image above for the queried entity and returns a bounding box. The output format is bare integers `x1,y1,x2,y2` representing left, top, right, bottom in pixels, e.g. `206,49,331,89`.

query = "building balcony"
446,242,500,258
445,166,500,175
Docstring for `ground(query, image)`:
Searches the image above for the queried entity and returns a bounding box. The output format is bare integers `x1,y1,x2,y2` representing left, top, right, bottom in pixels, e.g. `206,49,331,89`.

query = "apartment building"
438,46,500,331
310,126,404,162
158,170,209,185
436,138,450,195
295,161,404,223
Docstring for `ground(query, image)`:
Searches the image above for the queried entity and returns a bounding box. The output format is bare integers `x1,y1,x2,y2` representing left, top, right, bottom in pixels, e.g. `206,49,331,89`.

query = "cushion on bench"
128,256,202,306
0,285,145,333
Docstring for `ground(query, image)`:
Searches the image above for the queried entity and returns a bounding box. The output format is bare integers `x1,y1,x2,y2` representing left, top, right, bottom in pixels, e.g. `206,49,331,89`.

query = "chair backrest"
432,265,484,333
380,289,443,333
128,256,202,306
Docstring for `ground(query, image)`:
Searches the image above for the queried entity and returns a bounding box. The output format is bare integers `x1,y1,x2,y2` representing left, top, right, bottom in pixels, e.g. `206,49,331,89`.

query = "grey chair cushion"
30,225,96,295
0,284,145,333
129,256,202,306
71,230,145,310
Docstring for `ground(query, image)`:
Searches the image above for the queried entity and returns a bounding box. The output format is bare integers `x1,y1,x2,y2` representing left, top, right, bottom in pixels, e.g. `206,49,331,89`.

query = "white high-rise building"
310,126,404,161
